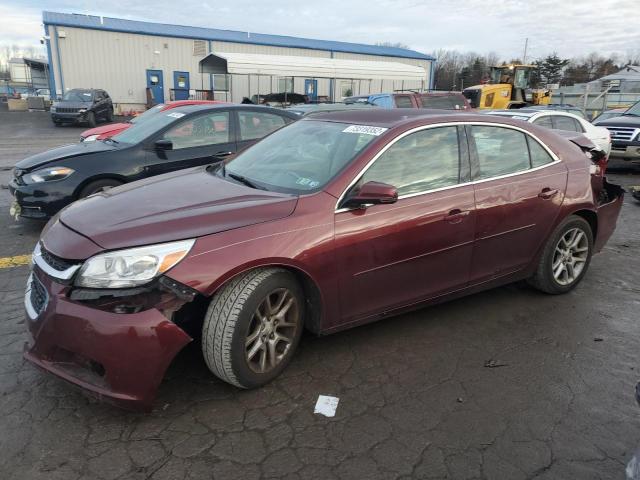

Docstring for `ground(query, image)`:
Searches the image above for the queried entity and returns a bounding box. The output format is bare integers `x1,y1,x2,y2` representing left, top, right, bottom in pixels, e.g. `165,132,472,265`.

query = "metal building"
43,11,435,113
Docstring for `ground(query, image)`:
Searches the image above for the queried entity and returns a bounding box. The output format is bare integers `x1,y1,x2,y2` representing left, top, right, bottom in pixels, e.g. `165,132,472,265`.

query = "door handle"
444,209,470,224
213,151,233,157
538,188,559,200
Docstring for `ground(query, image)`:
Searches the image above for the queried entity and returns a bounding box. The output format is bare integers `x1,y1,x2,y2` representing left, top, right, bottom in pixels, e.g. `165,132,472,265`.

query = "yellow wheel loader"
462,64,551,110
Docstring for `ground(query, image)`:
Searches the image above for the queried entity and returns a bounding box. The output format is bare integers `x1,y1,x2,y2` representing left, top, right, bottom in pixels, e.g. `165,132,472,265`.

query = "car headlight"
83,134,99,142
75,239,195,288
22,166,75,184
78,108,87,113
50,106,57,112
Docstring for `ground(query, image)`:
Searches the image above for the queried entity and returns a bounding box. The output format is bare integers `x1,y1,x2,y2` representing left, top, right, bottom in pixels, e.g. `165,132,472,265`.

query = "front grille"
29,275,48,315
56,107,81,113
611,146,626,151
41,246,78,272
606,126,638,142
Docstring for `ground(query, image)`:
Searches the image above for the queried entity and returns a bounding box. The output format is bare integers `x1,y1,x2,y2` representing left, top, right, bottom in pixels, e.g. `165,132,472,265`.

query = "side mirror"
342,181,398,209
154,139,173,151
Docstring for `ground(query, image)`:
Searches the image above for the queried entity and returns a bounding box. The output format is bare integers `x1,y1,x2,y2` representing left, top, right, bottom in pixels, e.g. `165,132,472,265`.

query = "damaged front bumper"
23,268,194,411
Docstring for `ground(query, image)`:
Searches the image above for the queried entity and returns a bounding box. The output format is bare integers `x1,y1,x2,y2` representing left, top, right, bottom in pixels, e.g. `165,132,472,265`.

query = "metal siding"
55,27,213,108
43,11,435,61
211,41,330,58
52,26,434,108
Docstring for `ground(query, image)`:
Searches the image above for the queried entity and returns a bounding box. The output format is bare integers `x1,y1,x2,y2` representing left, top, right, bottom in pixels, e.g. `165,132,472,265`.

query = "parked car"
593,100,640,167
485,109,611,155
23,109,623,409
344,91,472,110
249,92,308,106
10,105,298,219
50,88,113,127
283,103,377,116
592,108,626,123
80,100,228,142
530,104,587,119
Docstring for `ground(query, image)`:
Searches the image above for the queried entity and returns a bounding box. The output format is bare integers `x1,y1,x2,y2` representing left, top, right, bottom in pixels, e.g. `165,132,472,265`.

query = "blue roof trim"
42,11,434,61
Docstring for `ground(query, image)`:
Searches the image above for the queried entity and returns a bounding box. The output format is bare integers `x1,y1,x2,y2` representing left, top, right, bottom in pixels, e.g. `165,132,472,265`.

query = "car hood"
81,122,129,139
15,141,118,171
594,115,640,127
59,166,298,251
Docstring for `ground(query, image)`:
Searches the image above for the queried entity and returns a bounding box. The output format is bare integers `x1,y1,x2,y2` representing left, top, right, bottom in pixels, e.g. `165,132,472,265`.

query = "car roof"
302,108,481,128
161,103,300,118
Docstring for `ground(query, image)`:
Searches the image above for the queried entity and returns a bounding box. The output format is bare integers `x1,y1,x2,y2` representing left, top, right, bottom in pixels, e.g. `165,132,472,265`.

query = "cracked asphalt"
1,108,640,479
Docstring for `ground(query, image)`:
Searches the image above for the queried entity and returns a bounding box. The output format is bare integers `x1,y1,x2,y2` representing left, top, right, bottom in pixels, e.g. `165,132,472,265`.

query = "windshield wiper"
227,172,264,190
622,112,640,117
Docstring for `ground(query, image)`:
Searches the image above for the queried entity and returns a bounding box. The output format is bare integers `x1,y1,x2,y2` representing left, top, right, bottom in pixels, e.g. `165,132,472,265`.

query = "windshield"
225,120,383,194
624,101,640,116
113,110,184,144
130,104,165,124
62,89,93,101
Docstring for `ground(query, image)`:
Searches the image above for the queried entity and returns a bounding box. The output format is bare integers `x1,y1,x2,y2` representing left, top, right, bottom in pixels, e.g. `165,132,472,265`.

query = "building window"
278,77,294,93
213,75,229,91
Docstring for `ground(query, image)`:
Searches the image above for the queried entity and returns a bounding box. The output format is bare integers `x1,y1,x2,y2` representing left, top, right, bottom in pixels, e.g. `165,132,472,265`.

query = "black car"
51,89,113,127
10,105,298,219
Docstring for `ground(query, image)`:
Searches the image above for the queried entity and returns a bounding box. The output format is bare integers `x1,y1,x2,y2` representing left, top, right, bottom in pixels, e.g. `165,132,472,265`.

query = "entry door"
146,69,164,105
304,79,318,101
173,71,190,100
145,110,237,176
334,126,476,323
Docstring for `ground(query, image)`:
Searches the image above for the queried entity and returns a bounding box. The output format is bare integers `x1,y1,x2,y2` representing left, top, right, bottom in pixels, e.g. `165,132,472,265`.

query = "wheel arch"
203,260,325,335
73,174,127,199
570,208,598,239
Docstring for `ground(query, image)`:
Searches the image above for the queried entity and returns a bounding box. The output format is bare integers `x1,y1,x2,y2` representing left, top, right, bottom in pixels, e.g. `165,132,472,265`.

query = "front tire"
78,179,122,198
86,111,96,127
106,108,114,122
528,215,593,294
202,268,304,389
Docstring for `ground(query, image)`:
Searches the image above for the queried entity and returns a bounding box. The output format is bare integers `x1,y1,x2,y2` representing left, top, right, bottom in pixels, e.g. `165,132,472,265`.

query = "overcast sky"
2,0,639,60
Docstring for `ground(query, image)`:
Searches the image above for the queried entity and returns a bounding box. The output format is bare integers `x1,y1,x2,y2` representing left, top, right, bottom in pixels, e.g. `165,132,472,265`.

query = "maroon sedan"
24,110,623,410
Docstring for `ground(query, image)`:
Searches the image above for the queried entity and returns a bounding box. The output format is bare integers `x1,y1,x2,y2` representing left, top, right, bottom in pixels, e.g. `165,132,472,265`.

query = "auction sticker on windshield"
342,125,388,136
167,112,185,119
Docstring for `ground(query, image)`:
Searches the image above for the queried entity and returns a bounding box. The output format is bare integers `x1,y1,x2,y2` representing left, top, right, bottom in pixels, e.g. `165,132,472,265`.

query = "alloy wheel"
245,288,300,374
552,227,589,286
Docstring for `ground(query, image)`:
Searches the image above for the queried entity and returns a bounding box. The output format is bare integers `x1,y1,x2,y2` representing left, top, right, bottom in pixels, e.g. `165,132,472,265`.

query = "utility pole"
523,38,529,64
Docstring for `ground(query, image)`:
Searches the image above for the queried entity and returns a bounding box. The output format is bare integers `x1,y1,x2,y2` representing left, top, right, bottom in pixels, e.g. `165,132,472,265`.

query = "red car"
25,110,623,410
79,100,227,141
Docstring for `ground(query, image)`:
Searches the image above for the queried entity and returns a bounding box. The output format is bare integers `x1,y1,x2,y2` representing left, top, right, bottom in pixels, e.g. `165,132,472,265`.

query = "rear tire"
86,111,96,127
528,215,593,294
106,108,114,122
78,179,122,198
202,268,304,389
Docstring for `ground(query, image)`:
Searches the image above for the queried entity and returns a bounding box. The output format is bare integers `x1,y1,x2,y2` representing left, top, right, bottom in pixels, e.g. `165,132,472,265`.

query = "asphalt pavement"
1,108,640,479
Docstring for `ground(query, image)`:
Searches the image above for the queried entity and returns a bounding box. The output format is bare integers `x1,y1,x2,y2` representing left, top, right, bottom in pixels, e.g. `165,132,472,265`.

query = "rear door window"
553,116,582,132
532,116,553,128
527,136,555,168
420,95,464,110
359,126,461,196
395,96,414,108
238,111,288,141
470,126,530,180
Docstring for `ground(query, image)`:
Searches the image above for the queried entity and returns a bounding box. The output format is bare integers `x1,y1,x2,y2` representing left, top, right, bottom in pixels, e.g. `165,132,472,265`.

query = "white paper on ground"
314,395,339,417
